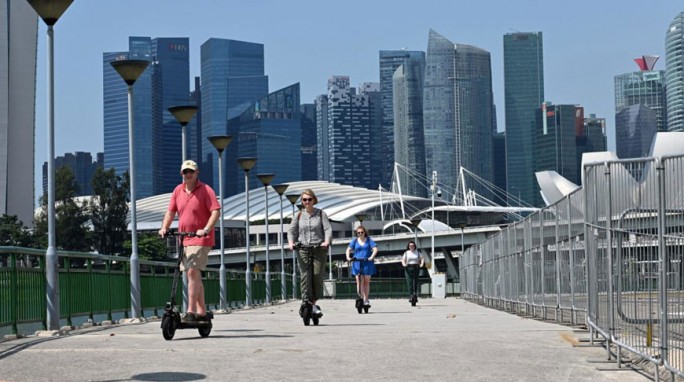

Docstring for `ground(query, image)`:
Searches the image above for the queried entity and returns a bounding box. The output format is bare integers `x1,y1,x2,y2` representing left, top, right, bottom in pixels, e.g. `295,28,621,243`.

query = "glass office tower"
504,32,544,207
393,62,426,197
666,12,684,131
300,104,318,181
615,57,666,132
103,37,190,198
423,29,495,203
227,84,302,195
379,50,425,189
200,38,269,192
615,104,657,159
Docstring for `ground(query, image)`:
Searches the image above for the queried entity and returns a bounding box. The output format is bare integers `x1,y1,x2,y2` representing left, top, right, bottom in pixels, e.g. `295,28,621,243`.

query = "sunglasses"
356,231,365,235
302,198,313,202
182,169,196,175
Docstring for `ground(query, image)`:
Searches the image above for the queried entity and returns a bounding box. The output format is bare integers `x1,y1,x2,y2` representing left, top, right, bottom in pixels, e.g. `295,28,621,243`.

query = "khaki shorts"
180,246,210,271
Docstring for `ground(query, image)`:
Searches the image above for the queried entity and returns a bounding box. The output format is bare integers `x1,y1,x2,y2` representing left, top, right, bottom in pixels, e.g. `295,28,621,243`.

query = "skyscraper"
615,55,666,132
300,104,318,181
423,29,495,202
43,152,104,196
316,76,372,188
504,31,544,206
358,82,383,189
393,61,426,197
379,50,425,189
227,84,302,195
200,38,269,191
0,1,37,225
666,12,684,131
103,37,190,198
577,113,607,178
615,104,657,159
535,103,580,186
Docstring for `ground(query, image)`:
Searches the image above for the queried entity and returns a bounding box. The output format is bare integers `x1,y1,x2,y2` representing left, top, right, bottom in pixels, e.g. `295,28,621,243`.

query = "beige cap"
181,160,198,172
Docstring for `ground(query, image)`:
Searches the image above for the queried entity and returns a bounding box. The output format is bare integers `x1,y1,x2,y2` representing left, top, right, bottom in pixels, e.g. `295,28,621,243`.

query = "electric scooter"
160,230,213,340
407,264,421,307
295,242,322,326
350,258,372,314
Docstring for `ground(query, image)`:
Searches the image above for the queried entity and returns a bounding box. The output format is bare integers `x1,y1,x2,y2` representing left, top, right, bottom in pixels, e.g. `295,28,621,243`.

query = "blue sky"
33,0,682,200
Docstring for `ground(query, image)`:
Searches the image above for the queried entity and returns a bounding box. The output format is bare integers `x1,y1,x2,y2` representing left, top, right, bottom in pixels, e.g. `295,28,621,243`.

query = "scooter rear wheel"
312,316,319,326
198,325,211,337
161,316,176,340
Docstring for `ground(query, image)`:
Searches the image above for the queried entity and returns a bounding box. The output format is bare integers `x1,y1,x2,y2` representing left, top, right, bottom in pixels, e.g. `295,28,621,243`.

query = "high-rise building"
393,62,426,197
666,12,684,131
43,152,104,196
200,38,269,191
315,94,329,181
300,104,318,181
615,104,657,159
316,76,372,188
423,29,495,202
358,82,383,189
103,37,190,198
577,113,607,178
535,103,580,186
492,132,507,206
615,55,666,132
379,50,425,189
504,31,544,206
227,84,301,195
0,1,37,225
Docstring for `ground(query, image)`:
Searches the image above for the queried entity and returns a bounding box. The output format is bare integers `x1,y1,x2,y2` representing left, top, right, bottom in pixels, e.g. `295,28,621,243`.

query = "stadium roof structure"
133,180,435,229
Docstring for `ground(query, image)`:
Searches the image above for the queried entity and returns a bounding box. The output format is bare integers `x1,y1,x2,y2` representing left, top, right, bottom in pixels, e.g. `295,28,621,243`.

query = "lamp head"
27,0,73,26
410,218,422,228
208,135,232,153
237,157,257,172
110,59,150,86
272,184,289,196
169,105,198,126
285,194,299,206
355,214,366,223
256,173,275,186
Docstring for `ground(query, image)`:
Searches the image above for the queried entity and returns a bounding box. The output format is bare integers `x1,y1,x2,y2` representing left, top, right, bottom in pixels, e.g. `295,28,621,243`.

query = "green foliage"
34,166,92,251
123,233,169,261
90,168,129,256
0,214,32,247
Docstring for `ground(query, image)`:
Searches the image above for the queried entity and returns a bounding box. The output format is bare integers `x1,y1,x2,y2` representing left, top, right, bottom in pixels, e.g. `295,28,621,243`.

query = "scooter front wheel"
161,315,176,340
198,325,211,337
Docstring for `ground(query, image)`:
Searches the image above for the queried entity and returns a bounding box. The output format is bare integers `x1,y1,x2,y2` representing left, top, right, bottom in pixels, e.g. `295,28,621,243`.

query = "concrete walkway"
0,298,650,381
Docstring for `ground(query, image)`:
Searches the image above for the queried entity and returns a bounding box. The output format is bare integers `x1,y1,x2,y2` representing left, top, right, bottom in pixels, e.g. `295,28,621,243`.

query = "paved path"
0,298,650,381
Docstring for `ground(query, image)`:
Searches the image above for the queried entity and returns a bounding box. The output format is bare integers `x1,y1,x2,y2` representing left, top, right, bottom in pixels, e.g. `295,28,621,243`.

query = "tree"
0,214,32,247
123,233,169,261
90,167,129,256
34,166,92,251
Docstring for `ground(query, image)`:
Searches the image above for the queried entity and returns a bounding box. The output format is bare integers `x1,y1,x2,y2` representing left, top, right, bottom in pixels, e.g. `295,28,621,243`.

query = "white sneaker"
364,300,370,306
312,305,322,315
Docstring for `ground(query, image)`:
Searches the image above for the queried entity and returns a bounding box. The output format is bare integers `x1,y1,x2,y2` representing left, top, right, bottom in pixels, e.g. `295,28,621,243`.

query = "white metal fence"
460,155,684,380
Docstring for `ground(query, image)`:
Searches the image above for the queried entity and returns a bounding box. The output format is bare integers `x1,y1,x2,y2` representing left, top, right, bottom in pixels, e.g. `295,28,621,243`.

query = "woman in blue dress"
345,225,378,307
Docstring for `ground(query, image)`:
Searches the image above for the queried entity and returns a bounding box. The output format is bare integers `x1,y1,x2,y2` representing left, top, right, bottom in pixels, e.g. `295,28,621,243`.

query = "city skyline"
32,1,682,203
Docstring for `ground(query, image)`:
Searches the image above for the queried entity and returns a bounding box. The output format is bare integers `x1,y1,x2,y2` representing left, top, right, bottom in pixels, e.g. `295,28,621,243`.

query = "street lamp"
411,218,422,244
286,194,300,299
257,173,275,304
238,157,257,306
272,184,289,301
431,171,437,276
208,135,232,311
27,0,74,332
110,59,149,319
168,105,198,161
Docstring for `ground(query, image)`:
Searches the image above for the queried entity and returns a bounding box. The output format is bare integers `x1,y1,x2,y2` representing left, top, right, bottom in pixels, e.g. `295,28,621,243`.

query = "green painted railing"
0,247,297,336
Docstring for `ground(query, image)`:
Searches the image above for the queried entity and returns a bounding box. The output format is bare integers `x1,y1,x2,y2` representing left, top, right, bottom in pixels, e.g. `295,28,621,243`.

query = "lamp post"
208,135,232,311
272,184,289,301
257,173,275,304
431,171,437,276
168,105,198,161
27,0,74,332
286,194,300,299
110,59,150,319
238,157,257,306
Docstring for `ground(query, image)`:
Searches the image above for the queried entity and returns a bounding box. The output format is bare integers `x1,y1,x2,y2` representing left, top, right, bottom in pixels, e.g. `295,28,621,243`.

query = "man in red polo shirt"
159,160,220,321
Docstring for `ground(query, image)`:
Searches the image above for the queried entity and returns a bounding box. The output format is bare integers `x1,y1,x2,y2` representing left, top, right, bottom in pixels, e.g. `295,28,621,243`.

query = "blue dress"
349,237,377,276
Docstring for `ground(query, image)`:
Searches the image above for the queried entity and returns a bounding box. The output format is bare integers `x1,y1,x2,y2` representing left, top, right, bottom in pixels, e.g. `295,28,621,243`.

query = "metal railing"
460,154,684,380
0,247,295,336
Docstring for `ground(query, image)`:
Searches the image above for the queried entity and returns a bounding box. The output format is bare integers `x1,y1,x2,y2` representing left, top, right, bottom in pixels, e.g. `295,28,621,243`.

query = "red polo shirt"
168,180,220,247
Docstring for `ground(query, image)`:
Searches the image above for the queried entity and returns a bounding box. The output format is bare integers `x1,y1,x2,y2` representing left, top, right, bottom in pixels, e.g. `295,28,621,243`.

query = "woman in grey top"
288,188,333,316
